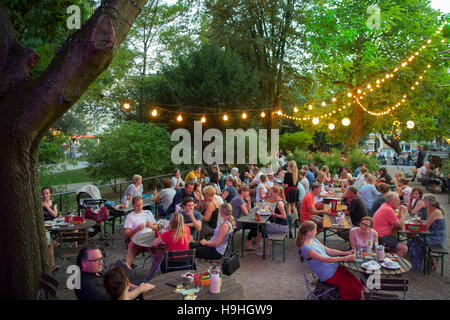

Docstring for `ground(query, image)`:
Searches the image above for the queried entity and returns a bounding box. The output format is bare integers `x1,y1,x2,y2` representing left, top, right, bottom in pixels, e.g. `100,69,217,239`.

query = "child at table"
297,221,364,300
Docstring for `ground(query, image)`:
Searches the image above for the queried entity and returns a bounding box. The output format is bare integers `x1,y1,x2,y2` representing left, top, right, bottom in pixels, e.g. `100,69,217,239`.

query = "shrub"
346,148,380,173
279,131,313,153
82,122,176,185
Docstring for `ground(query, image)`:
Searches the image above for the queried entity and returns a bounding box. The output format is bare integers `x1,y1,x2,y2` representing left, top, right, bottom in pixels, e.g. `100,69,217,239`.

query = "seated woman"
122,174,143,205
229,167,242,185
314,172,336,210
42,186,59,271
408,195,447,270
297,221,363,300
376,167,392,185
151,213,191,273
171,169,185,190
408,186,427,220
396,178,412,206
349,217,379,252
193,181,204,204
190,203,235,260
199,186,220,240
158,178,176,217
209,171,222,194
103,267,131,300
221,176,238,203
255,174,269,203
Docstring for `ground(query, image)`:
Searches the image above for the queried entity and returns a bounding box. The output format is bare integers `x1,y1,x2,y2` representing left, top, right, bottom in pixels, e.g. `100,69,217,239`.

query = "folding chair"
36,273,59,300
163,249,196,274
299,254,338,300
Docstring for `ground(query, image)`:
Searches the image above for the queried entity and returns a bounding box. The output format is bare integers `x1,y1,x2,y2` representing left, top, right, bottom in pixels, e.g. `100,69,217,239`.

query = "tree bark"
345,99,365,149
380,131,402,154
0,0,148,299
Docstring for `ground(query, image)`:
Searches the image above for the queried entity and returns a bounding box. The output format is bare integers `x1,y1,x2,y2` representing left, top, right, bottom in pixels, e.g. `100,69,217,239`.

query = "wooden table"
237,201,276,260
341,255,412,276
322,214,353,245
143,270,244,300
45,218,97,232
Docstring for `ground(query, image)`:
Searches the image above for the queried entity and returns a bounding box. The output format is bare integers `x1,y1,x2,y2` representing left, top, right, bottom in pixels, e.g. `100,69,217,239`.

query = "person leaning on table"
75,245,155,300
372,192,408,257
297,221,364,300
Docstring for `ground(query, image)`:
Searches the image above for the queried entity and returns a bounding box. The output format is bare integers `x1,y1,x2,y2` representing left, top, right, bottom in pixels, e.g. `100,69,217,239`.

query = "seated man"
338,186,368,241
372,192,408,257
123,196,158,269
75,245,155,300
166,181,195,217
300,182,329,232
416,161,429,183
177,196,202,238
185,166,201,183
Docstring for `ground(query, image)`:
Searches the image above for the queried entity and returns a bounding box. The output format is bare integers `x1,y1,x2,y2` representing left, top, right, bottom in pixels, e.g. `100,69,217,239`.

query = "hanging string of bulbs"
121,21,447,127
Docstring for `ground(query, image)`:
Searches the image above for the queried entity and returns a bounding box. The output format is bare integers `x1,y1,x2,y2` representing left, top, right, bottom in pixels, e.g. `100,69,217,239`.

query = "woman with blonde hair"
199,185,220,239
283,160,299,217
190,203,235,259
152,212,191,273
122,174,143,204
297,221,363,300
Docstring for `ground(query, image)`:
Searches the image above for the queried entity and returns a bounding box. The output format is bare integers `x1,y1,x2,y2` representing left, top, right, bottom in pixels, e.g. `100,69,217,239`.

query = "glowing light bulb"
277,109,282,115
357,89,362,94
242,112,248,119
347,92,352,97
367,84,371,89
328,123,335,130
322,101,326,106
386,74,390,79
312,117,319,125
308,105,313,110
427,39,432,43
294,107,299,113
151,109,158,117
223,114,229,121
260,111,266,118
332,97,337,103
342,118,350,126
407,121,415,129
200,116,206,123
123,102,131,110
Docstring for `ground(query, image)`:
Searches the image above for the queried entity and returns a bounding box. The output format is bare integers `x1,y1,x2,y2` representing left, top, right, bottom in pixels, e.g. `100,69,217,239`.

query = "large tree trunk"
380,131,403,154
345,99,365,149
0,0,148,299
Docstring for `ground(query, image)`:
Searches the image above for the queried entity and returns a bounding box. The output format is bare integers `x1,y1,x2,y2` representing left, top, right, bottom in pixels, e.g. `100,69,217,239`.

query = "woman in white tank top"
349,216,378,252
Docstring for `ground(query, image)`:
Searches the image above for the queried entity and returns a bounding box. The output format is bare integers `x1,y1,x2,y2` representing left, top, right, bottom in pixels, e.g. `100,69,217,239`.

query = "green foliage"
346,148,380,173
322,149,345,173
39,131,69,164
82,121,176,184
440,160,450,176
279,131,313,152
290,149,313,167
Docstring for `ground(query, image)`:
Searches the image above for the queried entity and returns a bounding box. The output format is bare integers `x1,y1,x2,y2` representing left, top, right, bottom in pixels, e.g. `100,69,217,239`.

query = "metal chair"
36,273,59,300
299,254,338,300
58,230,89,279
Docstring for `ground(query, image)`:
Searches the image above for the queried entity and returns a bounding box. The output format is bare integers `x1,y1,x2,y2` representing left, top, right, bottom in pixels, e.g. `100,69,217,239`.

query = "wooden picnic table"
143,270,244,300
237,201,277,260
341,255,412,276
322,213,353,245
45,218,97,232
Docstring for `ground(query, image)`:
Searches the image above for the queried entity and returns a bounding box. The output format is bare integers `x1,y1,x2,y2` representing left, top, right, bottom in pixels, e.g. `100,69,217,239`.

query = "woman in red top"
152,213,191,273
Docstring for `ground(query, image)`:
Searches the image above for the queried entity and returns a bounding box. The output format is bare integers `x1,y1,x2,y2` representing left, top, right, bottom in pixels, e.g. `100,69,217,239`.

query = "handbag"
84,206,109,223
222,251,240,276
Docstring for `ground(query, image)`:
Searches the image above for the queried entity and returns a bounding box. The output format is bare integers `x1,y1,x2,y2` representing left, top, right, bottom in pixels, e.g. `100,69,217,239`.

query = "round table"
45,218,97,232
143,270,244,300
341,255,412,276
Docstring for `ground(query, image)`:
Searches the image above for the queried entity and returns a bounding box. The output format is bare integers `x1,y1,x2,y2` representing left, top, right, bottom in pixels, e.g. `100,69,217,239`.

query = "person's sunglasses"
361,223,372,227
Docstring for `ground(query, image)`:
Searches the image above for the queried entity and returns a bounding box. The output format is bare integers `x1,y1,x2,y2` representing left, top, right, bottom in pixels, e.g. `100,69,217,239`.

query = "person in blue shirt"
166,181,195,217
303,164,315,186
297,221,363,300
175,196,202,236
359,175,380,211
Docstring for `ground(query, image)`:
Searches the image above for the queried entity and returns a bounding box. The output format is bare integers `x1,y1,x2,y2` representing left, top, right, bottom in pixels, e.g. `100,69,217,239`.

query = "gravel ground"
55,189,449,300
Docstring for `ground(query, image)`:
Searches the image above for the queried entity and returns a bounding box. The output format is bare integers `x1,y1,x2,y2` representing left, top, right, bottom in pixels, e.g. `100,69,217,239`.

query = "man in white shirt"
123,196,158,268
416,161,429,182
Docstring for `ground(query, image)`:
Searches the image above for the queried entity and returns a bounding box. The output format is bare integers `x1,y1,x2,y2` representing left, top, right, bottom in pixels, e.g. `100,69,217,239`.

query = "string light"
223,114,229,121
312,117,319,125
308,105,313,110
200,116,206,123
293,106,299,112
407,121,415,129
328,123,335,130
342,118,350,126
122,102,131,110
242,112,247,119
151,109,157,117
260,111,266,118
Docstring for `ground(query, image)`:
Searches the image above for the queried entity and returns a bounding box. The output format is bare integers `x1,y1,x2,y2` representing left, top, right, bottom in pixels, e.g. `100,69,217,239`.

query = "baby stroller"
76,185,115,241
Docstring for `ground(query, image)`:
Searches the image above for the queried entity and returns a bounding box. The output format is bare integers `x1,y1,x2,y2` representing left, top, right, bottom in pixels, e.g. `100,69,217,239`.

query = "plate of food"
361,260,381,271
381,258,400,269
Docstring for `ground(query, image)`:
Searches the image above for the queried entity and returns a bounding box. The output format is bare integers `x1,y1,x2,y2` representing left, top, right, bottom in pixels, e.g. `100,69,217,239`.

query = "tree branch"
0,0,149,137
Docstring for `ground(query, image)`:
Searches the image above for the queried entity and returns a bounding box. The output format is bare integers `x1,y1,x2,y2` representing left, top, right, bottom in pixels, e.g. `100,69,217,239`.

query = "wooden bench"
427,245,449,276
268,233,288,262
360,274,408,300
